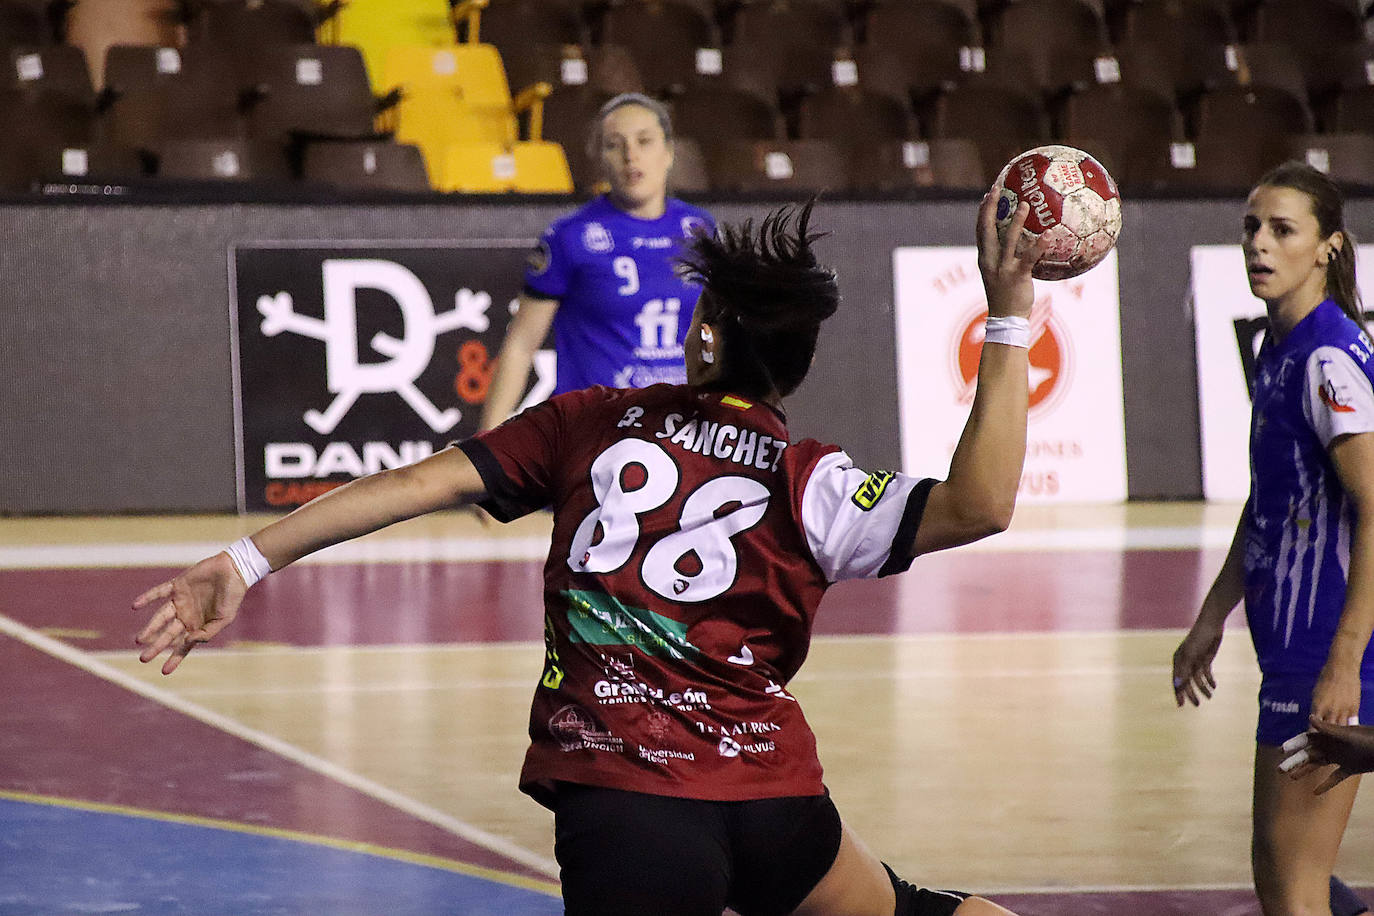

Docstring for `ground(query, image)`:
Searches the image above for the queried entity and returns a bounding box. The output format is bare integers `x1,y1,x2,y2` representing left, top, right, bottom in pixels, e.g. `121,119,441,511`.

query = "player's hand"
1311,660,1361,727
976,191,1038,321
134,552,247,675
1172,616,1224,707
1279,716,1374,794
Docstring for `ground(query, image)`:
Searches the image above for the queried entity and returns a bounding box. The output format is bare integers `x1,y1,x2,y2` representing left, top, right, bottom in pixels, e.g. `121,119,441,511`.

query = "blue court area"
0,796,562,916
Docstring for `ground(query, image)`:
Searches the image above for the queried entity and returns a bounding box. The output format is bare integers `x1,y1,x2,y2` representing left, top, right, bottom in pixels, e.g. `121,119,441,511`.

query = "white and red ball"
993,145,1122,280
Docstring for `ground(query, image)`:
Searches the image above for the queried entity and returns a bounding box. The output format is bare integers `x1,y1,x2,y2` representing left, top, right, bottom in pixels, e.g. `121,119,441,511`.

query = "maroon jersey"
460,384,932,806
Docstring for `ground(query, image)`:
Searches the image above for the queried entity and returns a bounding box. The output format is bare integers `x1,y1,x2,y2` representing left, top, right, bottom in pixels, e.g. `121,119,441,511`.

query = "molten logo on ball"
994,145,1122,281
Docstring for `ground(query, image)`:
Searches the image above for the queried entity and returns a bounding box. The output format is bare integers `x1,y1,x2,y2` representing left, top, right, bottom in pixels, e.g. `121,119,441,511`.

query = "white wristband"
984,316,1030,349
225,536,272,588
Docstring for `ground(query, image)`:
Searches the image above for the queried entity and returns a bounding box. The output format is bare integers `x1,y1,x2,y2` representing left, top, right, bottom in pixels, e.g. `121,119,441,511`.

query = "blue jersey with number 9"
523,195,715,394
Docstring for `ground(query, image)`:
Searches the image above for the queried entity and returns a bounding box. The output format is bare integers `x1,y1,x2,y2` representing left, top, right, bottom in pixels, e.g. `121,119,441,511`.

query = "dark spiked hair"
677,200,840,399
1255,161,1363,329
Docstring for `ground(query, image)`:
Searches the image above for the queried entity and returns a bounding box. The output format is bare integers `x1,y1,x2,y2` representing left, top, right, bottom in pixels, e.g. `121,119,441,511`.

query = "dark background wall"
3,195,1371,514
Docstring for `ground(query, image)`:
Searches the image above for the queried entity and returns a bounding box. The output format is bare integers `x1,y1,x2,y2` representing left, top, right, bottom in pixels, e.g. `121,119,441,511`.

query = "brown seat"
929,75,1051,178
795,84,917,150
301,138,430,191
1129,135,1286,193
666,133,710,193
1118,0,1236,99
671,84,785,158
101,45,244,150
539,82,617,191
186,0,320,55
705,137,850,193
1059,81,1184,190
724,0,851,98
1328,84,1374,135
0,0,52,51
1282,133,1374,191
856,0,981,103
504,42,643,103
849,137,985,191
463,0,587,54
1250,0,1366,97
986,0,1112,94
598,0,720,94
0,85,100,190
152,136,292,180
1191,84,1313,156
240,44,377,145
2,44,94,108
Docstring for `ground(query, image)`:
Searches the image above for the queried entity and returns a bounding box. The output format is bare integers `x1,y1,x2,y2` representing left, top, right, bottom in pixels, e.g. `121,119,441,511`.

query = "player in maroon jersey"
135,195,1040,916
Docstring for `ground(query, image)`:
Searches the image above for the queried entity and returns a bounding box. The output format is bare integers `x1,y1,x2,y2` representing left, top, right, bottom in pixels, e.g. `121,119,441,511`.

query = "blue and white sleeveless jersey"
1245,299,1374,678
523,195,714,395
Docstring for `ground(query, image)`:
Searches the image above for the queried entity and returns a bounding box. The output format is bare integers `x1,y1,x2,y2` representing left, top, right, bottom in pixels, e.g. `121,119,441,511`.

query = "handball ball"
993,145,1122,280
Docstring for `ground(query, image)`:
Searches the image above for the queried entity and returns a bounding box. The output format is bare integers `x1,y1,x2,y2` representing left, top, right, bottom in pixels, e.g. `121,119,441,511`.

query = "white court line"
0,612,560,879
0,524,1236,570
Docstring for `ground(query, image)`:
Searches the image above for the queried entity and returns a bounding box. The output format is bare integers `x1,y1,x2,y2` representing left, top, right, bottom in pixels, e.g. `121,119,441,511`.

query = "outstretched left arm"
135,445,488,674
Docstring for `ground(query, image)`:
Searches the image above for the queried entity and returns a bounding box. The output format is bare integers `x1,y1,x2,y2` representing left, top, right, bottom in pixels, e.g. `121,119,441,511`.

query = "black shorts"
551,783,844,916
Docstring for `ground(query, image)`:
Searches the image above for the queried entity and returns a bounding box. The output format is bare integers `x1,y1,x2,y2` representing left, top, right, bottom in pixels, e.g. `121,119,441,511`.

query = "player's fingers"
190,616,232,644
1279,747,1310,774
132,580,175,611
138,615,185,663
1000,202,1030,268
135,601,177,644
161,636,196,676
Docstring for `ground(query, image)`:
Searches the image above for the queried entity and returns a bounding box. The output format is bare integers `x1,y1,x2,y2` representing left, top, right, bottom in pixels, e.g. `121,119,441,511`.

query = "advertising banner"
230,241,553,512
1191,244,1374,501
893,248,1127,502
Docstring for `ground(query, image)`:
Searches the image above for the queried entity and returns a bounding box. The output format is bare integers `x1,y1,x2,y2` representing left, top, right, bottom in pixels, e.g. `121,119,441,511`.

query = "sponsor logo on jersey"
631,236,673,250
1319,378,1357,413
681,215,709,238
639,744,696,765
851,470,895,510
1260,698,1301,715
583,221,614,253
564,589,700,659
720,395,753,410
527,239,551,274
548,704,625,753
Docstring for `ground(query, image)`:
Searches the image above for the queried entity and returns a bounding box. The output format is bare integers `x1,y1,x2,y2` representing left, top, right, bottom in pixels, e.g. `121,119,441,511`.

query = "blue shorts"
1256,673,1374,746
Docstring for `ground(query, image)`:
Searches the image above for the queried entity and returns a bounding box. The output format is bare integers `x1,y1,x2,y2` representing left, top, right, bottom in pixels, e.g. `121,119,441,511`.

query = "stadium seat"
1328,83,1374,135
240,44,378,145
100,45,245,150
985,0,1112,95
0,85,100,190
1190,84,1312,168
1282,132,1374,190
458,0,586,52
0,0,53,51
2,44,93,107
795,84,917,150
598,0,720,94
848,137,986,191
65,0,178,87
684,42,782,110
301,138,430,190
1249,0,1367,93
1117,0,1237,98
928,75,1051,177
1130,135,1284,193
1059,81,1184,190
666,133,710,192
501,42,643,104
152,136,292,180
436,139,573,192
724,0,851,99
186,0,321,55
540,82,615,190
670,84,785,156
705,137,850,193
856,0,982,103
1311,40,1374,126
325,0,460,85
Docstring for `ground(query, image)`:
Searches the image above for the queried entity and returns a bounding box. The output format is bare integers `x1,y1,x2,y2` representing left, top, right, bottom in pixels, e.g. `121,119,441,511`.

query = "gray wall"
3,195,1371,514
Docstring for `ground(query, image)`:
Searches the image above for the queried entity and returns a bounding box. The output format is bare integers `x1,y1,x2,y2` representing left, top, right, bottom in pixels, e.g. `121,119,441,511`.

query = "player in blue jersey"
1173,162,1374,916
480,92,715,431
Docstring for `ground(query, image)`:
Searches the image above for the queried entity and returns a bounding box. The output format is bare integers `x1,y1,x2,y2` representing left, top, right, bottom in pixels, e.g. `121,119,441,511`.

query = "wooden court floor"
2,502,1372,915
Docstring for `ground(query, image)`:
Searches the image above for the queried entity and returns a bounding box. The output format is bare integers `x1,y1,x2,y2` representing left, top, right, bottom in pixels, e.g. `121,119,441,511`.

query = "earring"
700,326,714,364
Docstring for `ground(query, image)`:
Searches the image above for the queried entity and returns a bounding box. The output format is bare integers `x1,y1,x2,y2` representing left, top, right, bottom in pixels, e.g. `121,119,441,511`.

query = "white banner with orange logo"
893,247,1127,502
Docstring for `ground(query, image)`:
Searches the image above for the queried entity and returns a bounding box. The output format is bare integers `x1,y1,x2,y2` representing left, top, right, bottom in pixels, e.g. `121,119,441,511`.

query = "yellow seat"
323,0,460,85
438,140,573,193
511,141,573,192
